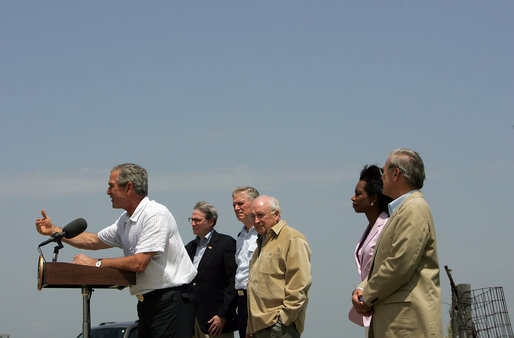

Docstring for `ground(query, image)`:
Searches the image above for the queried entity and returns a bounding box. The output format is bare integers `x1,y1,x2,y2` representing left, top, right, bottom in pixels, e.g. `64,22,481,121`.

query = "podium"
37,256,136,338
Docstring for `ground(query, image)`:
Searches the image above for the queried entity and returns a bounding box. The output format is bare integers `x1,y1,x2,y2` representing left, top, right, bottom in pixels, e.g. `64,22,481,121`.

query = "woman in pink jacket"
348,165,392,334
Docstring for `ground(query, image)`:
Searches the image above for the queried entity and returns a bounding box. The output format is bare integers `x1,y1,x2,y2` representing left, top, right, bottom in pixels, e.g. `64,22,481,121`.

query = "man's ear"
392,167,401,182
274,210,281,221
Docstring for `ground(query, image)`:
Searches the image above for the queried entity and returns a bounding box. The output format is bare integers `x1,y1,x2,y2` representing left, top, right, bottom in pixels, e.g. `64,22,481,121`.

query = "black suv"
76,321,138,338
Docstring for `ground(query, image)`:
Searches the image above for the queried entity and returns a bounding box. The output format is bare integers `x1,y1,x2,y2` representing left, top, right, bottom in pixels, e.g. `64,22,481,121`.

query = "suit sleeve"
219,236,237,319
360,198,431,306
279,237,312,326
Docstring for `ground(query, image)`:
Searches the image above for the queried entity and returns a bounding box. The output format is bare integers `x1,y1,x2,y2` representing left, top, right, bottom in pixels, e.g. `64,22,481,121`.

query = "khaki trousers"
253,321,300,338
193,316,234,338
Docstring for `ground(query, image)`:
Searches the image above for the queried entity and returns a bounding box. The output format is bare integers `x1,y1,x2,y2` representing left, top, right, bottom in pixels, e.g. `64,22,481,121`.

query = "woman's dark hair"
360,165,393,215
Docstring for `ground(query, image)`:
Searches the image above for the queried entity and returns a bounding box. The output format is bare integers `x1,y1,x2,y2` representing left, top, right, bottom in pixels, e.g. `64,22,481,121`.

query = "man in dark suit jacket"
185,201,237,338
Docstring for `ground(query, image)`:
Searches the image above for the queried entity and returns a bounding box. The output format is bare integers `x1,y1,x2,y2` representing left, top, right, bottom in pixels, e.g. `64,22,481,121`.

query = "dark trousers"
236,290,248,338
137,285,194,338
253,320,300,338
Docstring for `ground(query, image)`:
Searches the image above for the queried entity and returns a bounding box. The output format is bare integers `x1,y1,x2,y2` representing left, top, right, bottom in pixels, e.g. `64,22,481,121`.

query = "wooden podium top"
38,258,136,290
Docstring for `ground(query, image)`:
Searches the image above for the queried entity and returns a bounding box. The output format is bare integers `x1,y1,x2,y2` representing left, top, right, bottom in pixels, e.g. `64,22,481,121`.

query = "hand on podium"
73,254,98,267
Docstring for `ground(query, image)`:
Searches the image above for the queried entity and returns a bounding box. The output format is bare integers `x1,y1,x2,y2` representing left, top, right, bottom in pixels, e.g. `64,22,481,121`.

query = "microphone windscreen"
62,218,87,239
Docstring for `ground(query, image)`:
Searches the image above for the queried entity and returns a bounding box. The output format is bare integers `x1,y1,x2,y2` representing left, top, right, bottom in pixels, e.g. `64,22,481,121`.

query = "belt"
136,284,191,303
237,289,246,297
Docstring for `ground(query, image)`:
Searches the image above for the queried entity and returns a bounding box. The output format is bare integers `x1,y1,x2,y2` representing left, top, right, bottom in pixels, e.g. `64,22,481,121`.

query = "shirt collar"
129,196,150,222
388,190,418,215
197,229,214,243
260,220,286,248
269,219,286,237
238,225,257,237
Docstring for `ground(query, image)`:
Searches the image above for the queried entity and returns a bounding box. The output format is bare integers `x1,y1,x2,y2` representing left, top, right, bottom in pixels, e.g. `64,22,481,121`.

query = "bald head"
251,195,281,235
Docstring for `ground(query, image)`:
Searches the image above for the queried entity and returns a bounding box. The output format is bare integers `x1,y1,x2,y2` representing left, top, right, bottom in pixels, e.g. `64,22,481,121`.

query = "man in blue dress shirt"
232,186,259,338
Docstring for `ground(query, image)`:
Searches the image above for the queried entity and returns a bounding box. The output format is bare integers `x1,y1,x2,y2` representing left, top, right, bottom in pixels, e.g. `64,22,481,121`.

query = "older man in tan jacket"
246,196,312,338
352,149,443,337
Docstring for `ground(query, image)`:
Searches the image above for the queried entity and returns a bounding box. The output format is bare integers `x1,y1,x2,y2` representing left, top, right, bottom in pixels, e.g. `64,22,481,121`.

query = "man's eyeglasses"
188,217,205,224
252,210,276,220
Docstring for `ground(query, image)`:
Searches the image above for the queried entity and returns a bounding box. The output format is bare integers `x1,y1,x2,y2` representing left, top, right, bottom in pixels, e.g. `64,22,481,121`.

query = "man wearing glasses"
246,196,312,338
35,163,197,337
185,201,237,338
352,149,443,337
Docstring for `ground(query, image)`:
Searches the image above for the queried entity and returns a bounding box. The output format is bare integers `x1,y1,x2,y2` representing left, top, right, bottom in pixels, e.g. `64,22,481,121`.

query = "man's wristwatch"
95,259,103,268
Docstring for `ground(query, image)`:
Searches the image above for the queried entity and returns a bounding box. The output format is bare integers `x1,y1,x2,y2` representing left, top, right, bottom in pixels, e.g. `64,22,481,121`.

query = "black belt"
137,284,191,302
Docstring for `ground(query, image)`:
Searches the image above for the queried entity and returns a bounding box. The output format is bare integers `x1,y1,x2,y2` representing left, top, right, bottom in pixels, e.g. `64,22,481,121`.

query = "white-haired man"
352,149,443,337
246,196,311,338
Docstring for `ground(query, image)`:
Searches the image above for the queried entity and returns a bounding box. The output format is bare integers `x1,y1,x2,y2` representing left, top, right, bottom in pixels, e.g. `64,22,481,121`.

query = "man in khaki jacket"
352,148,443,337
246,196,312,338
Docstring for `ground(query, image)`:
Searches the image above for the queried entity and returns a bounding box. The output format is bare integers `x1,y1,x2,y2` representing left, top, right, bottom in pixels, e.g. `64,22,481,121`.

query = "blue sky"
1,1,513,337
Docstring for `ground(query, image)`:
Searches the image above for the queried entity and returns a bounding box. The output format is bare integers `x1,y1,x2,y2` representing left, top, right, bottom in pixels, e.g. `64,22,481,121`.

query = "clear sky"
1,1,513,337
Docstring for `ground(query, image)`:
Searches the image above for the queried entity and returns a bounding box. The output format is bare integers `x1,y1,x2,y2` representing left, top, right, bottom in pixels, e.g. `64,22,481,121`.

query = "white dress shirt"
235,225,258,290
193,230,213,268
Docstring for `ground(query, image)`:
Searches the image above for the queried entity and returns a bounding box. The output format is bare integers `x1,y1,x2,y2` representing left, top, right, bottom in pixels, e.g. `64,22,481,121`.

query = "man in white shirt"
232,186,259,338
35,163,197,337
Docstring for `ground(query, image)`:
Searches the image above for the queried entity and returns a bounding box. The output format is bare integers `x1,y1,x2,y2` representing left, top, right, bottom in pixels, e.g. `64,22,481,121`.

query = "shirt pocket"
251,250,284,301
257,250,282,276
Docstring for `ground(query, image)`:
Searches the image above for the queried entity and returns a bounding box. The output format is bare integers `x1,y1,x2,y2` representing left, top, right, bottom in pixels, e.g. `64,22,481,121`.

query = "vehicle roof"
94,320,138,328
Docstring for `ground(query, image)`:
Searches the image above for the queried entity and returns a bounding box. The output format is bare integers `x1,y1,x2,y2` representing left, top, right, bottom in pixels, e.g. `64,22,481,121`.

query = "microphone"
38,218,87,247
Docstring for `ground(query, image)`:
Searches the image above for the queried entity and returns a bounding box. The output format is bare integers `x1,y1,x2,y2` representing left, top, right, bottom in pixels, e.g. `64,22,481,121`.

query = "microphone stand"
37,222,93,338
52,239,64,262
